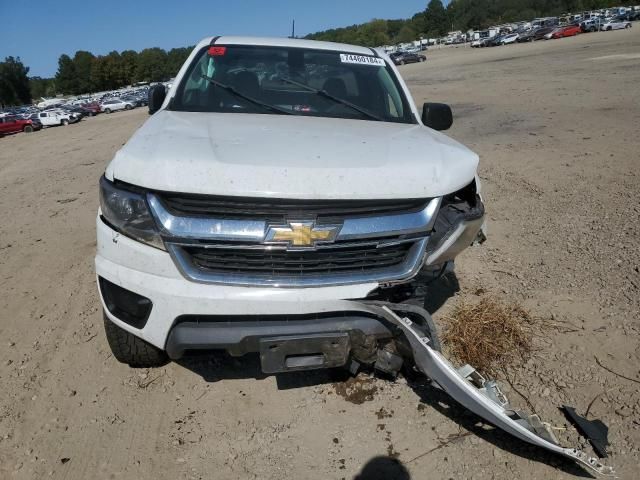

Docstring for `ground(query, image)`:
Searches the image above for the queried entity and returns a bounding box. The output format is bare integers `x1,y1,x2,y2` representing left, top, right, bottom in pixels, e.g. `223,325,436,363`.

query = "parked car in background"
389,51,426,65
516,29,537,42
100,98,134,113
0,115,40,135
121,95,146,107
532,26,557,40
497,32,519,44
81,102,102,115
600,18,632,30
580,18,601,32
37,109,79,127
61,105,92,119
550,25,582,38
29,116,43,130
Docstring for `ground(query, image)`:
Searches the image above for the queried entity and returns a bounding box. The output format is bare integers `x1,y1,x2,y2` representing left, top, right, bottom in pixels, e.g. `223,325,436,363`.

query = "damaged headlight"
99,175,164,250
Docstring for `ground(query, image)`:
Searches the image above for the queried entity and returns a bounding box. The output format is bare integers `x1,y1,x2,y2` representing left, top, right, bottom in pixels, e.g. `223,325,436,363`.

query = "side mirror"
422,102,453,131
148,85,166,115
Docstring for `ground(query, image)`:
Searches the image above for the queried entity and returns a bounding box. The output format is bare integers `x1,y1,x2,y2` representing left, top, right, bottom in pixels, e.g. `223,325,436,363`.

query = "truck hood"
106,111,479,200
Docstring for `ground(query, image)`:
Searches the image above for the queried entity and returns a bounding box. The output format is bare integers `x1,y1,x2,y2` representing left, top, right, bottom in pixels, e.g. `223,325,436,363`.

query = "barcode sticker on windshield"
340,54,385,67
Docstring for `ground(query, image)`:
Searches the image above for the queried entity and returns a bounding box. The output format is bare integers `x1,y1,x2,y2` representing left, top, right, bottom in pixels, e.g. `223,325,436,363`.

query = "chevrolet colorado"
96,36,486,372
93,37,618,475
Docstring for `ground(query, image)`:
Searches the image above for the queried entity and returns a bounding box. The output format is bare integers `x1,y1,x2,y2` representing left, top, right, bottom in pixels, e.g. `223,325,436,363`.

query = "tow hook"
362,304,616,477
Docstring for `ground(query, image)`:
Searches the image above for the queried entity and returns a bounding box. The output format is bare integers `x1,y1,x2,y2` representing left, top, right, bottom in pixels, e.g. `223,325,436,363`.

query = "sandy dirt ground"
1,28,639,480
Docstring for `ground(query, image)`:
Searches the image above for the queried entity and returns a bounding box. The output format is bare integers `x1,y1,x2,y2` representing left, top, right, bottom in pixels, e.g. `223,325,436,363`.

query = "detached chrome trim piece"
167,239,428,288
371,306,616,477
148,193,440,244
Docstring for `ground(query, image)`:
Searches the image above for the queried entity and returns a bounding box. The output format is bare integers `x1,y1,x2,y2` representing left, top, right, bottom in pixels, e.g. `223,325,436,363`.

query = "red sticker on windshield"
208,46,227,56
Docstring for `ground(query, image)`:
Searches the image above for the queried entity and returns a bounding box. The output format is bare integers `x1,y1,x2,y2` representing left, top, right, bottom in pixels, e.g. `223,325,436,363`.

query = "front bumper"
96,190,485,355
96,216,382,350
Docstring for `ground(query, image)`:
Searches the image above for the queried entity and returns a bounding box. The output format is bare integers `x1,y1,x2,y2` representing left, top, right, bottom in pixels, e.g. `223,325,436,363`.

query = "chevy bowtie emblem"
265,221,342,248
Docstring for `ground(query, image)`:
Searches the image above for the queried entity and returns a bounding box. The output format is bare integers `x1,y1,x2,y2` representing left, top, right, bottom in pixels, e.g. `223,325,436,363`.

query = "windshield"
171,45,415,124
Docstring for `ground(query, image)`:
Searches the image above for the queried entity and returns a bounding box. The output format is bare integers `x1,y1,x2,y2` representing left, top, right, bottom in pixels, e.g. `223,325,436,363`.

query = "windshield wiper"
200,75,294,116
279,77,384,122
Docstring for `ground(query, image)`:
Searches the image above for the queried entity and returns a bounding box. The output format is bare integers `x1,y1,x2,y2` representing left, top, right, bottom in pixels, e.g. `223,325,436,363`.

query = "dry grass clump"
442,297,535,377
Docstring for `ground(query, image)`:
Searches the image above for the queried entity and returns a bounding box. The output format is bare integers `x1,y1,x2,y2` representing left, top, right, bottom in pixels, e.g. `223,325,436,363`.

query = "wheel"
61,119,69,126
89,112,95,117
105,108,111,114
607,26,612,31
399,60,405,65
23,125,33,133
419,57,425,62
103,313,168,368
625,24,631,29
125,104,132,110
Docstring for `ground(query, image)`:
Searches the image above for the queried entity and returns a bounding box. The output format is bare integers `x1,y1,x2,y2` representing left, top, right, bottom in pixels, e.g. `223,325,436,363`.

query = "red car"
551,25,581,38
81,102,101,115
0,115,40,136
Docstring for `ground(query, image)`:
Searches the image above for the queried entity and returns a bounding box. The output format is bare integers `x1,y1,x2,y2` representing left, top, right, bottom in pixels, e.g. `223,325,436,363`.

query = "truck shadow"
406,377,595,478
353,456,411,480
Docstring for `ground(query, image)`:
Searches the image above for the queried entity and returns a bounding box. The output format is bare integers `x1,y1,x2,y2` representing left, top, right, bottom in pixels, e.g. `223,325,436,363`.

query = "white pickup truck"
96,36,485,370
38,109,79,127
94,38,618,475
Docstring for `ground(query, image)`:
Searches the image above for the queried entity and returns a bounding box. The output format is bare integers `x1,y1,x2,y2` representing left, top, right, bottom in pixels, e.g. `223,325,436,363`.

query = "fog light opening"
99,277,152,329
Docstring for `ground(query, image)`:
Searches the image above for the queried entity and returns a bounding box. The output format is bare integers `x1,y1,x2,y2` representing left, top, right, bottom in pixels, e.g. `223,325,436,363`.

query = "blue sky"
0,0,430,77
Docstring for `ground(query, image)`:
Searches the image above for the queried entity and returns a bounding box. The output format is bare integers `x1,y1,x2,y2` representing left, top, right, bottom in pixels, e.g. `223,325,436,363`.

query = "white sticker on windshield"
340,54,385,67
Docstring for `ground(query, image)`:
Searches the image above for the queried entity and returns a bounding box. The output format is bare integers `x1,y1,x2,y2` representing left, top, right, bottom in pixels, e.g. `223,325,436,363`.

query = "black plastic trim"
165,314,393,359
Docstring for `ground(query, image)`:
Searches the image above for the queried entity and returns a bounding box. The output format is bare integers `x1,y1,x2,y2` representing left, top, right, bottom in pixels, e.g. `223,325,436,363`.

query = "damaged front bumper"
360,304,615,477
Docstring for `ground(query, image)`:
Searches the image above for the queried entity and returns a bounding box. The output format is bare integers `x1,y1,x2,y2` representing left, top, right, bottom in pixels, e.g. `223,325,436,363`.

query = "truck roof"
197,36,377,56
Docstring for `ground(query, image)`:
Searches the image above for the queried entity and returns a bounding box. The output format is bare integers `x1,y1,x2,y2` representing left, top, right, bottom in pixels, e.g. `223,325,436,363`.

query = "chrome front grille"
160,194,430,221
148,192,440,288
186,242,413,275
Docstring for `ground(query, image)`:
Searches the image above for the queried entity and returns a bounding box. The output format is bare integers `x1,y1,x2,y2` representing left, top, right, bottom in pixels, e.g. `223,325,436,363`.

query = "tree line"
1,46,192,106
52,46,193,97
306,0,623,45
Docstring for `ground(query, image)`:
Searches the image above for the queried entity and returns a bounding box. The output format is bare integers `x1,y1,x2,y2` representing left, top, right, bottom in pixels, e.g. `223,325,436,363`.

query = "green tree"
424,0,449,37
55,54,79,94
395,24,418,43
29,77,56,100
121,50,139,85
0,56,31,105
73,51,95,93
166,47,192,78
360,19,391,46
135,48,168,83
103,51,125,88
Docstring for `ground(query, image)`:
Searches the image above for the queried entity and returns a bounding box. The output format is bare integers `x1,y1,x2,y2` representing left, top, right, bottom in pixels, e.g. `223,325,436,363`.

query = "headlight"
99,176,164,250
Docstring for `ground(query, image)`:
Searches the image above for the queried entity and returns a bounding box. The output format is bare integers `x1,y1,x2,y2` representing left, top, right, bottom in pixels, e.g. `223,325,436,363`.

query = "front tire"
61,119,69,126
125,104,132,110
103,313,168,368
105,108,112,114
23,125,34,133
